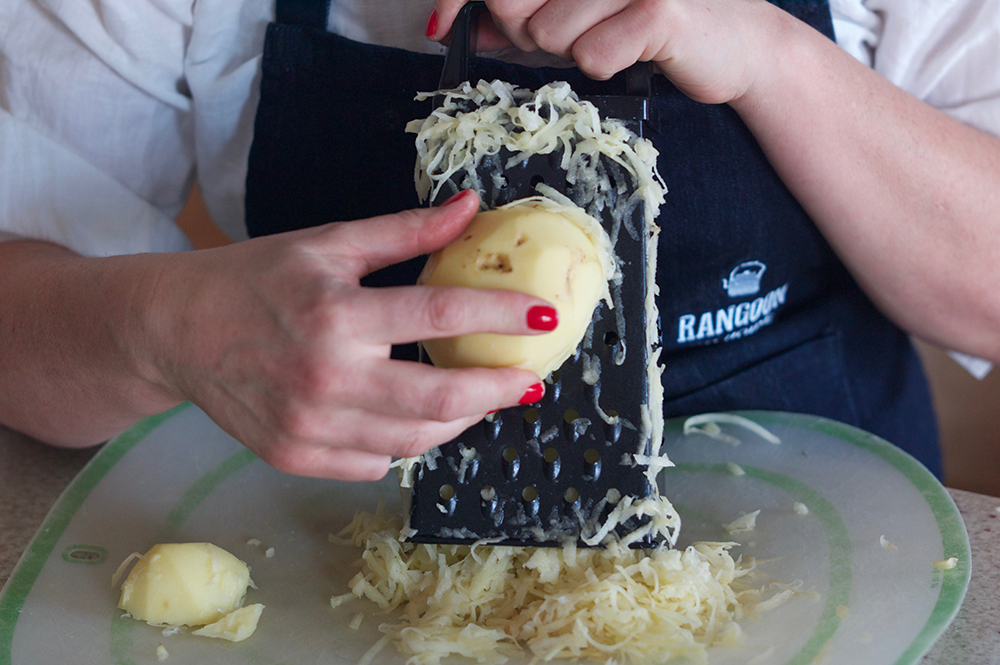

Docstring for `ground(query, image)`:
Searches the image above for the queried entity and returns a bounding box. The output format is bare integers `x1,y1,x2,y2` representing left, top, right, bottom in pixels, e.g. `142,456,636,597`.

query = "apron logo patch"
676,261,788,345
722,261,766,297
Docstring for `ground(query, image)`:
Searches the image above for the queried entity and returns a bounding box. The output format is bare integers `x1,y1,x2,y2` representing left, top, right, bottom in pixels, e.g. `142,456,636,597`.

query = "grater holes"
542,447,560,480
458,444,479,481
603,410,622,443
530,175,546,188
547,370,562,401
523,407,541,439
564,487,580,503
502,446,520,480
480,485,500,522
522,485,540,517
564,409,589,442
605,488,621,504
438,484,457,516
484,412,502,441
603,330,620,346
584,448,601,481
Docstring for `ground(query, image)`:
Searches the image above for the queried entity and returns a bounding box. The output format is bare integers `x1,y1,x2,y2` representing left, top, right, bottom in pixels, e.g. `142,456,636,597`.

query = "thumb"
321,190,480,278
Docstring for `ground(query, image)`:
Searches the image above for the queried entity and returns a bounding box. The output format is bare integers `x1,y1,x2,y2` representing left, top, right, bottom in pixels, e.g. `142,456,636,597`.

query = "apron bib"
244,0,942,476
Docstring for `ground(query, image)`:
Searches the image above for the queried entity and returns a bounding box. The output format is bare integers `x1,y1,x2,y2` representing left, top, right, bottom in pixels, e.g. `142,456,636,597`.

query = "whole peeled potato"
117,543,251,627
419,197,613,378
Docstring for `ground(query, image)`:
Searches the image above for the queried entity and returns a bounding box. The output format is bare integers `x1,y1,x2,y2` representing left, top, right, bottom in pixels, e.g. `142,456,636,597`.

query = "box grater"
404,2,670,548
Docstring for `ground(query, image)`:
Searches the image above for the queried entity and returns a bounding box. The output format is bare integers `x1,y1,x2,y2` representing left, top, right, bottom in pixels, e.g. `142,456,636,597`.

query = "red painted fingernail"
425,9,438,38
487,408,500,415
441,189,470,206
527,305,558,331
519,383,545,405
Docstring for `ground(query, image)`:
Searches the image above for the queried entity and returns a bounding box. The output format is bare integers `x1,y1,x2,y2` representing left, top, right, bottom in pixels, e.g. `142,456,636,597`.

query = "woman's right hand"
144,190,550,481
428,0,784,105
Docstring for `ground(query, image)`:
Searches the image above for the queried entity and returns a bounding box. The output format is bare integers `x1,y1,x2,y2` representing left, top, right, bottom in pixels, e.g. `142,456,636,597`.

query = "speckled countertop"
1,424,998,664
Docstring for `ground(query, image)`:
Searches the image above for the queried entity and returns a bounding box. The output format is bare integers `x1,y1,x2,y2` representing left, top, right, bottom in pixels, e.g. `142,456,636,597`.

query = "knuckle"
271,402,323,442
487,2,520,24
319,293,363,340
574,46,617,81
424,289,468,334
525,20,560,54
289,363,335,402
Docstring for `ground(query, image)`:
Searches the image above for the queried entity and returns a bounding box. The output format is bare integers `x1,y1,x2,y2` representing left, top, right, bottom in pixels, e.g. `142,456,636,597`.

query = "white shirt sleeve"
0,0,195,256
832,0,999,378
832,0,1000,137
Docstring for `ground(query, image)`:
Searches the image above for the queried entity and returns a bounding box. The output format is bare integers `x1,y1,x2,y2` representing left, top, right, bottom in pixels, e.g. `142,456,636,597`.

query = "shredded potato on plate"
333,507,763,665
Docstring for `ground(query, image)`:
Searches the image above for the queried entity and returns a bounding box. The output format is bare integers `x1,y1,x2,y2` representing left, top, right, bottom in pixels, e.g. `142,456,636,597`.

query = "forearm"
0,240,181,446
730,6,1000,360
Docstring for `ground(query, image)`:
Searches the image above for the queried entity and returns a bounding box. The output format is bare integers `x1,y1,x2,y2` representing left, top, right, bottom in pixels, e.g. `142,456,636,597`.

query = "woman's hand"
0,191,553,481
146,190,550,481
428,0,787,104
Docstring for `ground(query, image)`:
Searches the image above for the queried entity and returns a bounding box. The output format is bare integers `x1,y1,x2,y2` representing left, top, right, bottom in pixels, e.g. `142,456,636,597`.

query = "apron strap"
275,0,330,28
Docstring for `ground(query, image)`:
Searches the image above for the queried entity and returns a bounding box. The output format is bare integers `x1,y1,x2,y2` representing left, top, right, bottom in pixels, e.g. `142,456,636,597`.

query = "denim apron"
244,0,942,476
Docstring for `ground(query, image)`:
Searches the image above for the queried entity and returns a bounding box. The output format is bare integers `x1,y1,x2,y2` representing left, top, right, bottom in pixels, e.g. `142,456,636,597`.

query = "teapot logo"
722,261,767,298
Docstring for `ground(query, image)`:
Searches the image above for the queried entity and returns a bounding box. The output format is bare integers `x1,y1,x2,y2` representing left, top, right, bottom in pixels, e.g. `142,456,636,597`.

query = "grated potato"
334,507,761,665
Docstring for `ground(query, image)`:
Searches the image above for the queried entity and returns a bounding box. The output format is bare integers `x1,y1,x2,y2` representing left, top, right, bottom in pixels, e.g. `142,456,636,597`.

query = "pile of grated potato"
331,505,764,665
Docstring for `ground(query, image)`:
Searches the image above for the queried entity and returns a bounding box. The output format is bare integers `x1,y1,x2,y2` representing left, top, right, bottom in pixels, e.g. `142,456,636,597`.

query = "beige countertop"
2,424,998,663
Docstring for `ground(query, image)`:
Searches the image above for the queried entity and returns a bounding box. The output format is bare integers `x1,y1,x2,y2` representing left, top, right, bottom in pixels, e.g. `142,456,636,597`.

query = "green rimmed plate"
0,406,969,664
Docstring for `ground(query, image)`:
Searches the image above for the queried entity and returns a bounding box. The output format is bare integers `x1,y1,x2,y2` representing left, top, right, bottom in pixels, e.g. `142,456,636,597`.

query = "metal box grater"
404,2,666,548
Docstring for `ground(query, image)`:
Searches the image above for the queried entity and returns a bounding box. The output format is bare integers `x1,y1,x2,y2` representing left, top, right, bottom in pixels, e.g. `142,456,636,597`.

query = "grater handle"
436,2,487,93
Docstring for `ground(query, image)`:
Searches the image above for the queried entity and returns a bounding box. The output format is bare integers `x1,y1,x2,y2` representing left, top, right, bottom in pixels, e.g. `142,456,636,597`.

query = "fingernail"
441,189,470,206
519,383,545,405
527,305,558,331
487,408,499,415
425,9,438,38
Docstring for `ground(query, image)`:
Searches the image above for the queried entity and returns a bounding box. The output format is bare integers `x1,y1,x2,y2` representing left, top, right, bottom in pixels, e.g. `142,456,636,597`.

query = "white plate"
0,405,969,664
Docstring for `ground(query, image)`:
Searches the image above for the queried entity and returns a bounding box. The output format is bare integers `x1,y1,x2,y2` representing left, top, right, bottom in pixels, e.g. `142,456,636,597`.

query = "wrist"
728,3,819,118
120,252,193,409
0,242,185,444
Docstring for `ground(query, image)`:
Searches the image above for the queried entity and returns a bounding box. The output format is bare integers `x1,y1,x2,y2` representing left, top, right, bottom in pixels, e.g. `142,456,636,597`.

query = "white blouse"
1,0,998,255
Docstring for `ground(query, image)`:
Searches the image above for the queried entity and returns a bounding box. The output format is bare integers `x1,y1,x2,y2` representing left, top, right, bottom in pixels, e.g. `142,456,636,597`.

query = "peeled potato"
118,543,251,627
419,197,613,378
